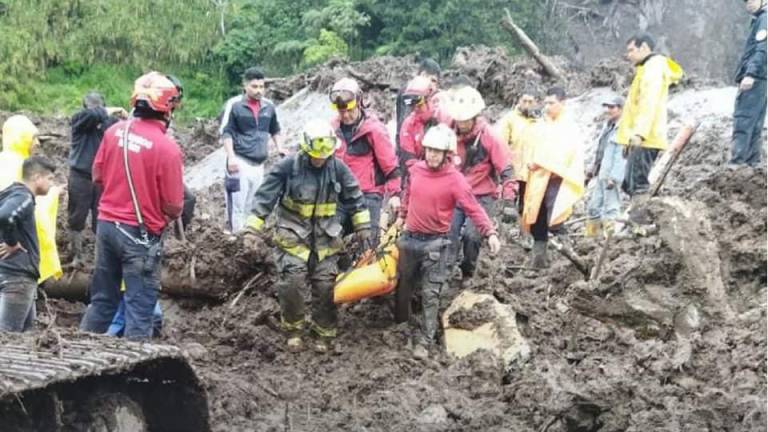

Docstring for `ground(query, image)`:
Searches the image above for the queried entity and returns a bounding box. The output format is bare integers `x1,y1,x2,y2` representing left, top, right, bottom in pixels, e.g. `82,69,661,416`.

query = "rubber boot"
70,231,84,268
584,220,602,238
286,333,304,353
412,343,429,360
602,220,616,238
310,323,336,354
528,241,550,269
281,318,304,353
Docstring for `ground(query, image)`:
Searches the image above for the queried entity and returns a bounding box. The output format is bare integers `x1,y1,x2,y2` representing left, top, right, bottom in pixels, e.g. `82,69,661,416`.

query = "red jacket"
454,117,516,200
333,112,401,195
398,104,452,172
400,161,495,237
93,119,184,235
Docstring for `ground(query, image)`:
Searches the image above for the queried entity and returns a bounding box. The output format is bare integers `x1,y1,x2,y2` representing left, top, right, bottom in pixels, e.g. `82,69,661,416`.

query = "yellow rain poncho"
616,54,684,150
522,110,585,230
0,115,62,283
497,109,538,181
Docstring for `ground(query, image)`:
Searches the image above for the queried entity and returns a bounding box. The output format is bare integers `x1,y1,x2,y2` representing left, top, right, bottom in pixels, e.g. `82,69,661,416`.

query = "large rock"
442,291,530,367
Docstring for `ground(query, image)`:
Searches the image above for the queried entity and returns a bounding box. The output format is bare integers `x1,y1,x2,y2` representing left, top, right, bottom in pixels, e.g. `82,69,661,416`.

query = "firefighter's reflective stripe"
310,321,338,338
246,215,265,231
281,196,337,218
351,209,371,227
281,317,304,332
275,239,340,262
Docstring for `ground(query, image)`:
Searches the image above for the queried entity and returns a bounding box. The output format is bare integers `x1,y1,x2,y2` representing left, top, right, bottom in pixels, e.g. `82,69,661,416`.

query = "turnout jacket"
736,8,767,82
247,154,371,262
0,183,39,280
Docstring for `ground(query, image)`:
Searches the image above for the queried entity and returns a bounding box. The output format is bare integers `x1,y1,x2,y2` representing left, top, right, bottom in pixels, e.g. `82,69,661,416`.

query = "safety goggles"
402,95,426,107
331,92,357,111
304,135,338,157
330,98,358,112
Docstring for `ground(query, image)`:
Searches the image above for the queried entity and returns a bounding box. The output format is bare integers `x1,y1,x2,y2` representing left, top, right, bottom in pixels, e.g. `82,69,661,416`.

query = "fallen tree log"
500,8,564,81
46,228,273,301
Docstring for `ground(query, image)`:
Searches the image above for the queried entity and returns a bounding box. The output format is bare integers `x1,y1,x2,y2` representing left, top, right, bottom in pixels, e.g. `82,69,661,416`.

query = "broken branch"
501,8,564,81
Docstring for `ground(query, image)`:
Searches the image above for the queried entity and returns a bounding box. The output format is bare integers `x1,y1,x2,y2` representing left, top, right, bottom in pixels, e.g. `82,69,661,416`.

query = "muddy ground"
1,48,766,431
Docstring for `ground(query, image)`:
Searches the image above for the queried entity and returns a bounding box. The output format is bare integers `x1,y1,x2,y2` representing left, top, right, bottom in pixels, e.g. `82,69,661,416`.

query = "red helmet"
130,72,181,113
404,76,433,97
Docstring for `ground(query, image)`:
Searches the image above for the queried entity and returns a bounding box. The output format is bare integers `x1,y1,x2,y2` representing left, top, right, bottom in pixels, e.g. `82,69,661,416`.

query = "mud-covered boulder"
442,291,530,367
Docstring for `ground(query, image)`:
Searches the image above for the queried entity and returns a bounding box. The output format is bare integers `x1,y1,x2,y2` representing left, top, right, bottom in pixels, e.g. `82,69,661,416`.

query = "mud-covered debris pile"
266,45,597,121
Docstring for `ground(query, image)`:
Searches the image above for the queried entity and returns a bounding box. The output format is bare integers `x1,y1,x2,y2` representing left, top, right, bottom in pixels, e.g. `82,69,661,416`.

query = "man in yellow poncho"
522,87,585,269
616,33,683,198
497,89,541,246
0,115,63,284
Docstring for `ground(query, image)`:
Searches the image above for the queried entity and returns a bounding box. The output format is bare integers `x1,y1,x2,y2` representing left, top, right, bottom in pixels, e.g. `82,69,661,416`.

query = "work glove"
500,200,519,224
356,228,374,252
242,225,263,251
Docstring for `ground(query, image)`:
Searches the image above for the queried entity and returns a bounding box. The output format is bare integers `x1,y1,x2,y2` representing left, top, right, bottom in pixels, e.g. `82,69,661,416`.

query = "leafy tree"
304,29,349,65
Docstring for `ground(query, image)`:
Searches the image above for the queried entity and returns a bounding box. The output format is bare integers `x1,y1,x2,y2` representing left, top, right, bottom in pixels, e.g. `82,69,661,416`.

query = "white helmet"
422,124,457,153
300,119,339,159
445,86,485,122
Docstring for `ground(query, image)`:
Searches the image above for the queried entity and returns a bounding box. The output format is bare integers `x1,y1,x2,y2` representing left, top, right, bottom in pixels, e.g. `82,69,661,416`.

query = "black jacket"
736,8,767,82
69,107,118,175
221,96,281,164
0,183,39,280
250,154,369,261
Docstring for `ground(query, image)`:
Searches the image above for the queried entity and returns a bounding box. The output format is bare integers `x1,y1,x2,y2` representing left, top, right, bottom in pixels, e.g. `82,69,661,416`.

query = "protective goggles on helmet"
330,96,357,112
402,95,426,107
301,134,338,159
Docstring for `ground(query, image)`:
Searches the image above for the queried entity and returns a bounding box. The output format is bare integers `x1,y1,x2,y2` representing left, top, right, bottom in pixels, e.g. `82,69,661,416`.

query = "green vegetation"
0,0,547,121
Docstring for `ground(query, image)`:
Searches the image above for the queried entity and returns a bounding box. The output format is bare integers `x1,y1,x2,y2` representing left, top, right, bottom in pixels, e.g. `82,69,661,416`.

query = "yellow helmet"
422,124,457,153
445,86,485,122
300,119,339,159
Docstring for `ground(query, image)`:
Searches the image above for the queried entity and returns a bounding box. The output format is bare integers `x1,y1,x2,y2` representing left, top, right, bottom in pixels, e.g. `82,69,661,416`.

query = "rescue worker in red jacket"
244,119,371,353
80,72,184,341
398,75,452,183
445,86,516,281
395,124,501,359
331,78,401,245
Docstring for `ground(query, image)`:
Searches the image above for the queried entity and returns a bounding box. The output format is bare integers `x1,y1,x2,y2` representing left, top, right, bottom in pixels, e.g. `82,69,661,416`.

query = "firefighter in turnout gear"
244,119,371,353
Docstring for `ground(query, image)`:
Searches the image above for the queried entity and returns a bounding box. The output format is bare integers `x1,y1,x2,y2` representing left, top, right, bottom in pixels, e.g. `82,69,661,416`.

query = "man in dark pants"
244,119,370,353
615,33,683,198
395,125,500,359
67,92,126,267
79,72,184,341
731,0,767,166
444,86,516,282
0,157,56,332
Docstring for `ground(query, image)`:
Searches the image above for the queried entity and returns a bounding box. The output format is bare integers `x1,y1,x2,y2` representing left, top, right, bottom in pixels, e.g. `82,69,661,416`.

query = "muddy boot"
286,333,304,353
602,220,616,238
584,220,602,238
310,323,336,354
412,343,429,360
281,318,305,353
528,241,550,269
311,335,333,354
70,231,84,268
